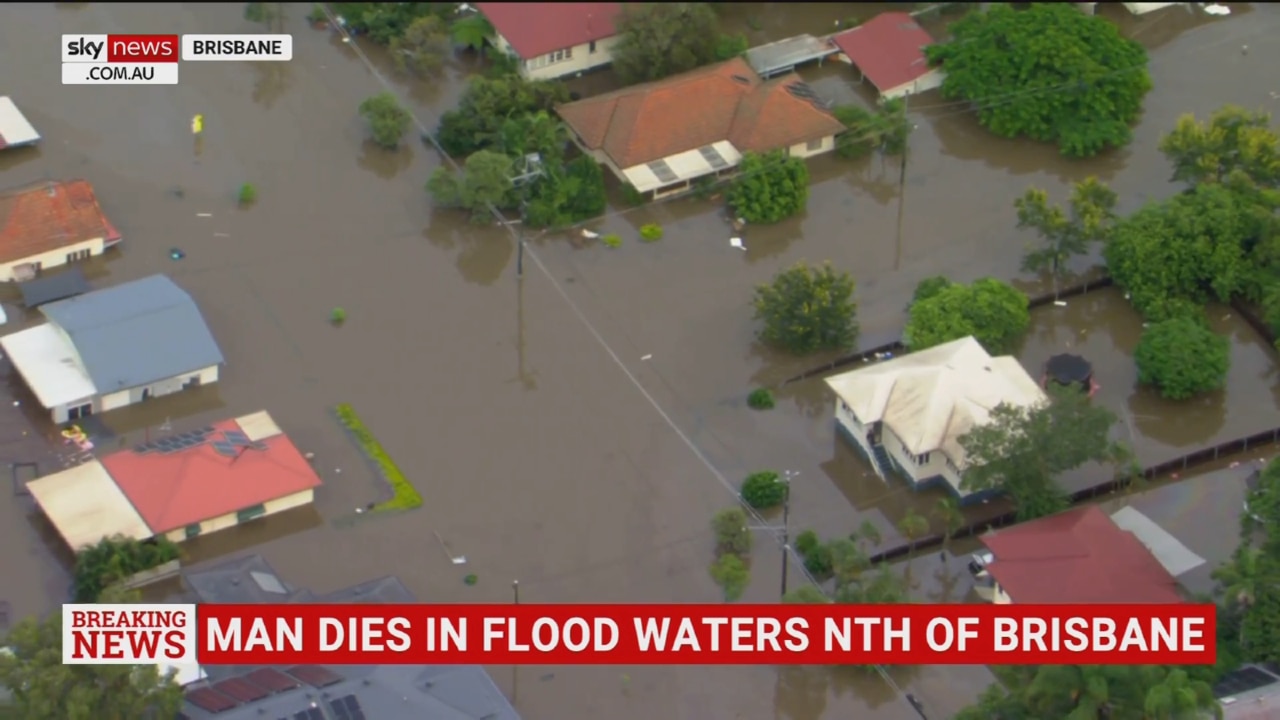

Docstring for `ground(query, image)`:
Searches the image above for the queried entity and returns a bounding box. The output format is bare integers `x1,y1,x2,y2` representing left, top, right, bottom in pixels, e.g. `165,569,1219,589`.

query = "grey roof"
40,274,224,391
19,266,90,307
743,34,838,78
178,555,520,720
0,96,41,149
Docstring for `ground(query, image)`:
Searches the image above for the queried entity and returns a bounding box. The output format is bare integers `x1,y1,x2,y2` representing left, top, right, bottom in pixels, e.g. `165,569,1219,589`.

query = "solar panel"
646,160,678,184
133,444,151,453
224,430,251,446
244,668,300,694
185,688,240,713
293,709,324,720
1214,666,1279,696
250,441,269,452
286,665,344,688
214,677,271,703
212,440,238,457
330,694,366,720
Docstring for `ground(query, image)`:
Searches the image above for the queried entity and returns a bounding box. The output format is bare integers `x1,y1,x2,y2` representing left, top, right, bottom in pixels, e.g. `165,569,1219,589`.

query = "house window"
914,452,931,466
589,40,597,53
236,504,267,523
68,403,92,420
805,138,824,151
184,523,202,539
66,249,91,263
547,47,572,64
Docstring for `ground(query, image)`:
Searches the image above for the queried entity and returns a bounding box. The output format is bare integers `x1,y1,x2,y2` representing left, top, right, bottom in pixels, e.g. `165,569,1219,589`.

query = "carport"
26,460,152,551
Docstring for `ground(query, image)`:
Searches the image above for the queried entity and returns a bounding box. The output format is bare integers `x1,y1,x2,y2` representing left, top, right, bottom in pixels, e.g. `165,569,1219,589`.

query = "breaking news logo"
62,603,1218,666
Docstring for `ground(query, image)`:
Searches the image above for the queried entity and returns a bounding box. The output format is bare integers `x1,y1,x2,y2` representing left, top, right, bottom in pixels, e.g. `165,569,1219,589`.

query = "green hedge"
73,535,181,602
334,403,423,511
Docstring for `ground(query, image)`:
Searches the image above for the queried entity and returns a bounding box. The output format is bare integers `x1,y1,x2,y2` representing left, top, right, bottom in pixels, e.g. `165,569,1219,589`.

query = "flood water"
1,2,1278,719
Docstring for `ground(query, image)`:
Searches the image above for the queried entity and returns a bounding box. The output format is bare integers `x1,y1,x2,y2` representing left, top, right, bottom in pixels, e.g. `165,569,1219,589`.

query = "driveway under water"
0,3,1277,719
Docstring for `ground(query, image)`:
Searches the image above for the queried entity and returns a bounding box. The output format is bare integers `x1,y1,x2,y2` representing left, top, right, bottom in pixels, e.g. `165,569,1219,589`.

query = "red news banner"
65,604,1217,666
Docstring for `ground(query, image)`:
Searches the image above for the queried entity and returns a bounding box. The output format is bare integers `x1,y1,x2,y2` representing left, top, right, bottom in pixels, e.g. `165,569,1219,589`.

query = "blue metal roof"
40,274,224,391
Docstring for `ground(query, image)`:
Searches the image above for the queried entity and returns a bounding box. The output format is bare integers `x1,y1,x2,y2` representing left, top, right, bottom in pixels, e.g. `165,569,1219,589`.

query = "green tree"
752,261,858,355
960,385,1123,521
611,3,724,84
522,156,608,229
244,2,282,27
436,75,570,157
358,92,412,149
740,471,788,510
932,497,965,554
904,277,1029,354
711,507,752,557
782,585,830,604
958,665,1221,720
729,151,810,224
0,587,184,720
924,4,1152,157
1159,105,1280,189
1134,316,1230,400
450,13,494,52
1103,183,1254,318
1016,177,1117,286
1214,547,1265,641
833,99,910,159
426,150,516,222
911,275,952,306
896,509,929,564
708,553,750,602
73,535,181,602
389,15,450,76
331,3,454,45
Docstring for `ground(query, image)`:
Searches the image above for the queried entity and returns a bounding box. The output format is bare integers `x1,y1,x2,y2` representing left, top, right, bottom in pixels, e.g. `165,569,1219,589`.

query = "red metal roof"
103,416,322,534
477,2,621,59
0,180,121,265
980,505,1184,604
831,12,937,93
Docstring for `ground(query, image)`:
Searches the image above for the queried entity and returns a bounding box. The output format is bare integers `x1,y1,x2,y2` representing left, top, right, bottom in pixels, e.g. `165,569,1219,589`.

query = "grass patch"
601,233,623,248
334,403,423,511
639,223,664,242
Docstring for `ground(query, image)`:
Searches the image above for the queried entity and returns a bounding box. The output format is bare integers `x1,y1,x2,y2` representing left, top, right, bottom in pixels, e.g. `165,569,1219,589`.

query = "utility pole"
779,471,799,598
510,152,544,278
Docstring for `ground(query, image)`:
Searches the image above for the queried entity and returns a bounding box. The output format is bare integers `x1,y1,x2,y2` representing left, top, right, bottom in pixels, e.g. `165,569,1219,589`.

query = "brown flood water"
0,3,1278,719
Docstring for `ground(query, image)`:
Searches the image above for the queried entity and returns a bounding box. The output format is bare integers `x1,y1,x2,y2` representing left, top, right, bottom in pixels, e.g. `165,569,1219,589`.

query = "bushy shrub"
747,388,774,410
711,507,752,557
1134,316,1229,400
238,183,257,205
794,529,820,557
601,234,622,248
740,471,787,509
640,223,663,242
74,536,181,602
754,261,859,355
358,92,412,149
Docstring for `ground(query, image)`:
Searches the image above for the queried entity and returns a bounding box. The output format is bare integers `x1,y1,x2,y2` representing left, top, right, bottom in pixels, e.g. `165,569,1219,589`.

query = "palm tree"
897,509,929,565
451,14,495,53
932,497,966,556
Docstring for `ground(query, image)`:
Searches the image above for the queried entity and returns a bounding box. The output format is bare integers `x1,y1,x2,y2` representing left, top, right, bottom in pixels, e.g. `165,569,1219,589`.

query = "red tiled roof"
980,506,1183,604
556,57,846,169
832,12,937,93
103,416,322,534
477,2,621,59
0,180,121,265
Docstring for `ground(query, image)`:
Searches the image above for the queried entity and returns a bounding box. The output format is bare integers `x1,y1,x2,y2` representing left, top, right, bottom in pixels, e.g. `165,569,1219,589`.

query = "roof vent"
731,75,751,85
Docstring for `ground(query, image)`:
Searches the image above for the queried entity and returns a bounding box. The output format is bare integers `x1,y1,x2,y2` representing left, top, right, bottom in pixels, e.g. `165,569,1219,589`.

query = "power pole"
748,471,800,599
509,152,544,278
893,92,910,271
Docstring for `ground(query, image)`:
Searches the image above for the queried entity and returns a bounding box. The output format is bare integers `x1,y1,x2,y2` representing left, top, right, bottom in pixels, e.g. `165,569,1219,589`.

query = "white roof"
0,97,41,148
235,409,283,441
622,141,743,193
0,323,98,408
825,336,1046,467
1109,506,1206,577
26,460,153,550
1123,2,1178,15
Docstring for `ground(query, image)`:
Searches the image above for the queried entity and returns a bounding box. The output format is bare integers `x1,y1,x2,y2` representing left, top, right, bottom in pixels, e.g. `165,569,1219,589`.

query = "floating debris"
196,212,213,218
169,248,186,260
581,229,600,239
191,114,204,135
464,574,478,586
729,237,746,251
1053,300,1068,307
641,354,653,361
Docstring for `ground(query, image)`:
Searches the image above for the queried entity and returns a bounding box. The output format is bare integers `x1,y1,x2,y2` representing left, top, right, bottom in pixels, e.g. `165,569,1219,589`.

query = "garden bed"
333,403,423,511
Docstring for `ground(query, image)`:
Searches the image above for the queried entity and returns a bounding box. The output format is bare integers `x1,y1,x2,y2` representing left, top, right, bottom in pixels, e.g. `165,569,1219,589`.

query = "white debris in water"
1054,300,1068,307
334,468,342,474
1204,4,1230,16
730,237,746,250
581,229,599,239
197,213,213,217
452,556,468,565
11,401,18,407
641,354,653,361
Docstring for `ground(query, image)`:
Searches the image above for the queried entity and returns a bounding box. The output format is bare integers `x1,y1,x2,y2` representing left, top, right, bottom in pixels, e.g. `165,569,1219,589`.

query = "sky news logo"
63,34,180,63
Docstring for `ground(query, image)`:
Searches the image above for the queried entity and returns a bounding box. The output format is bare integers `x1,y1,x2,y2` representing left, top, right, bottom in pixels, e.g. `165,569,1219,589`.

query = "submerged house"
0,274,223,423
824,336,1046,503
0,180,121,282
556,56,845,199
477,2,622,81
831,12,945,101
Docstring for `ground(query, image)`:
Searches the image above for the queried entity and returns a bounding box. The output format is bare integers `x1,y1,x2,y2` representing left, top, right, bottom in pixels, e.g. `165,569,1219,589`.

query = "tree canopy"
388,15,450,76
752,261,859,355
1134,316,1230,400
0,587,184,720
956,665,1221,720
959,385,1124,521
1215,457,1280,663
332,3,457,45
436,76,571,158
1016,177,1117,281
729,151,811,224
1159,105,1280,190
610,3,742,85
427,149,516,222
924,4,1152,157
358,92,412,149
903,277,1030,354
1103,183,1255,318
73,535,181,602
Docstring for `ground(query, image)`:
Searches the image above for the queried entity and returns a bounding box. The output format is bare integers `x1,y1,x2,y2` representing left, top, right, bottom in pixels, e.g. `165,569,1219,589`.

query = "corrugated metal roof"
40,274,224,391
19,266,90,307
0,96,40,149
26,460,153,549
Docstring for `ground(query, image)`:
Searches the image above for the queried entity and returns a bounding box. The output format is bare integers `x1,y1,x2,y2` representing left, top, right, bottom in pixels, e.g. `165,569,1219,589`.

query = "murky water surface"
1,2,1278,718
